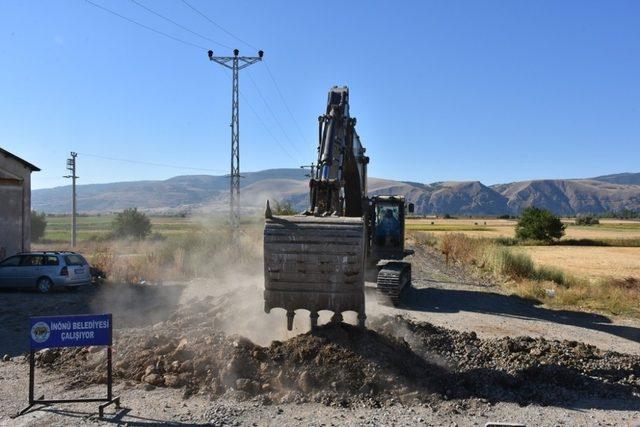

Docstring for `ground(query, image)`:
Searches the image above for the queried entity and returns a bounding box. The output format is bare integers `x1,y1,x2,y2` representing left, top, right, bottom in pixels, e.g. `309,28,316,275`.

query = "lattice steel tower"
208,49,263,240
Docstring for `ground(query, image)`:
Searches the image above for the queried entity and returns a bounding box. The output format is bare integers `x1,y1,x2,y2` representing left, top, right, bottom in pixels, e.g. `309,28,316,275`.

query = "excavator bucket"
263,214,366,330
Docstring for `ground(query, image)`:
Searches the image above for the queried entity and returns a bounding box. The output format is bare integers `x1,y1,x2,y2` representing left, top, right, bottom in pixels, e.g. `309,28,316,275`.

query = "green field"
41,215,201,243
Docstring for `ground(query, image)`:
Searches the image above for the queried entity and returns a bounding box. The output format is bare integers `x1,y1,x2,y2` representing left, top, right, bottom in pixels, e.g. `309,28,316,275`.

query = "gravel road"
384,247,640,356
1,245,639,425
1,363,638,426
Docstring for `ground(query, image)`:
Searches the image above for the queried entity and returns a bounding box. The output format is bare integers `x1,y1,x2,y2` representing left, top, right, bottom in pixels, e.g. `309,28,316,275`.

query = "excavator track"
376,262,410,306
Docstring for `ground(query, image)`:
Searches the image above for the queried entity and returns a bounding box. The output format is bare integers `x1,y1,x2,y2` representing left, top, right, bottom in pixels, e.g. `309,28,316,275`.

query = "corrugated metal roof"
0,147,40,171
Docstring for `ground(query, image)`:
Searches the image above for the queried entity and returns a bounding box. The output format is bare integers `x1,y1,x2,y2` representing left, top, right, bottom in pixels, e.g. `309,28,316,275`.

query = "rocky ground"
1,245,640,425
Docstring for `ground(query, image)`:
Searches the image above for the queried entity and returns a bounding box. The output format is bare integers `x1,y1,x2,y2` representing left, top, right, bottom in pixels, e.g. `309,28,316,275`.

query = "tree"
112,208,151,239
273,200,297,216
31,211,47,242
515,206,565,242
575,214,600,226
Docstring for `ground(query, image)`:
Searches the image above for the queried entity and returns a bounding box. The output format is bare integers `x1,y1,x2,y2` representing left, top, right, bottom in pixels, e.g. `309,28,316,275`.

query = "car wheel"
36,277,53,293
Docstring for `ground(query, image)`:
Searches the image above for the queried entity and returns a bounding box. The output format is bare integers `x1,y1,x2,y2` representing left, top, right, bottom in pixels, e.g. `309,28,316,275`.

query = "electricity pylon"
208,48,263,243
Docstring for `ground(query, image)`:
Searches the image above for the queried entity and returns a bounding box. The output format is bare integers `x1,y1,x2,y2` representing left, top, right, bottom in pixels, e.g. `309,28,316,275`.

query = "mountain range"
32,169,640,216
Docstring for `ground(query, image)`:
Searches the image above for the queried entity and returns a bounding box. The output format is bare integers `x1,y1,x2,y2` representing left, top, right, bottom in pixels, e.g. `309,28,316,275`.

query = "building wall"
0,155,32,258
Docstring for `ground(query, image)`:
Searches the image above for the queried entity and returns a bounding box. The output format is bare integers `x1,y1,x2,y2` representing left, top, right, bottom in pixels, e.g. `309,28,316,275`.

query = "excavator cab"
370,196,405,260
369,196,414,305
369,196,413,261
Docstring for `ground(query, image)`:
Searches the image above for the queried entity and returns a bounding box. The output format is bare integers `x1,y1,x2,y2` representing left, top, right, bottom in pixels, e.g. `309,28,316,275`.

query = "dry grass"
407,218,640,289
545,277,640,317
406,218,640,240
514,246,640,280
429,232,640,318
35,219,264,285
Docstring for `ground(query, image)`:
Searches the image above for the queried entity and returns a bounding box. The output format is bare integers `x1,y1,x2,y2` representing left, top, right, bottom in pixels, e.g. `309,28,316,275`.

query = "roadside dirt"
380,246,640,355
1,244,640,425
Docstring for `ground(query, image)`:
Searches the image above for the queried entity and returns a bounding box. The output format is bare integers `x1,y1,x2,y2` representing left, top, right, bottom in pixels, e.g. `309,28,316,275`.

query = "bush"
111,208,152,239
515,207,565,243
534,265,567,286
574,215,600,226
493,237,519,246
411,232,438,248
30,211,47,242
440,233,478,265
490,247,535,278
272,200,297,216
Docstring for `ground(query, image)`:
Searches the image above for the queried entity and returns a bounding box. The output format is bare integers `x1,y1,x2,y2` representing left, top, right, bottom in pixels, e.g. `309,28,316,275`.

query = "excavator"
263,86,414,330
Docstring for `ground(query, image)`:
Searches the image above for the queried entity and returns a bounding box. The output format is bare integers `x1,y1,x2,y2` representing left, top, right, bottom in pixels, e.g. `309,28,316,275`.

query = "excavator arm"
309,87,368,217
264,87,368,331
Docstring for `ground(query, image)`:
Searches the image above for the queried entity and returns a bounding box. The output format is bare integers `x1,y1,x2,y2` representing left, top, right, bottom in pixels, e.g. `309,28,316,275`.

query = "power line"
129,0,232,50
240,90,296,160
77,152,227,173
216,67,296,161
180,0,258,51
83,0,208,51
263,60,310,144
246,69,298,153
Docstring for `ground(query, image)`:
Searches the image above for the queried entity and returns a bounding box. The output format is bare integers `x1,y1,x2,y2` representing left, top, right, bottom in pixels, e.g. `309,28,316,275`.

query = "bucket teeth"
286,310,295,331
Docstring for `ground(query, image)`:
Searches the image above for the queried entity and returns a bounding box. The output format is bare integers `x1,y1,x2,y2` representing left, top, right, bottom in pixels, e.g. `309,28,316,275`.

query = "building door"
0,183,23,257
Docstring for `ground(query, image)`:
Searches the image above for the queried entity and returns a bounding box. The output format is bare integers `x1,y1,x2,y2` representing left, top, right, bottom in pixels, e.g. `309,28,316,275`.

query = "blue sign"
29,314,112,350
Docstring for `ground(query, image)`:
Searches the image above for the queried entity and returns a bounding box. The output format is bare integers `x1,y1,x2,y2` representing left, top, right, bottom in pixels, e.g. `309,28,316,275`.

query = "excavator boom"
263,87,368,330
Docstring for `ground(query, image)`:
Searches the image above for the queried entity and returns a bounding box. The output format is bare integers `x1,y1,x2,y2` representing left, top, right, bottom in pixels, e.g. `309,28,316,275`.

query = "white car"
0,251,92,292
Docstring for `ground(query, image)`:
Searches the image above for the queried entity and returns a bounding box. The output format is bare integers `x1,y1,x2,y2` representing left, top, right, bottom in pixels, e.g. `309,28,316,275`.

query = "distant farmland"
408,218,640,281
40,215,640,281
41,215,201,243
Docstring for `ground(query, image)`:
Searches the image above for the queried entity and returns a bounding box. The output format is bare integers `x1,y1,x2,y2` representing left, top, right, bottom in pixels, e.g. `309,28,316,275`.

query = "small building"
0,147,40,258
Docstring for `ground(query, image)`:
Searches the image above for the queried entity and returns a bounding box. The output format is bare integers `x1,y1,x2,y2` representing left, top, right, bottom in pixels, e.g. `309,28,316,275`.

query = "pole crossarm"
210,57,262,69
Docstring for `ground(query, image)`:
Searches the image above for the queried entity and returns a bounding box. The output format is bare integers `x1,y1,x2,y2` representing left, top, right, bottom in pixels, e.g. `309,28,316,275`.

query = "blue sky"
1,1,638,189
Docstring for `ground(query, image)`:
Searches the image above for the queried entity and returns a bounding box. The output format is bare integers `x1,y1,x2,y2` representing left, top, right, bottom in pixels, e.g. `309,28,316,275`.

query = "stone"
297,370,315,393
144,373,164,386
40,349,56,364
235,378,259,394
164,374,182,388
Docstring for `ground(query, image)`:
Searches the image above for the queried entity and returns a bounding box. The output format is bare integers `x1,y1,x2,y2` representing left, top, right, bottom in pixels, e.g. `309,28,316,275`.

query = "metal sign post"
17,314,120,418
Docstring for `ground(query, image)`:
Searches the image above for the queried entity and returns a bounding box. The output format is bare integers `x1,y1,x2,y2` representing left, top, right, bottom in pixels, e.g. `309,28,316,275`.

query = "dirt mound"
35,292,640,408
37,318,443,406
373,316,640,406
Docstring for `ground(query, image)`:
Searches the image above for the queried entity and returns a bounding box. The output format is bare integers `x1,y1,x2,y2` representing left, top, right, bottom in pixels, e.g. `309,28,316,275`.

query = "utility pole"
208,48,263,242
64,152,78,248
300,163,316,178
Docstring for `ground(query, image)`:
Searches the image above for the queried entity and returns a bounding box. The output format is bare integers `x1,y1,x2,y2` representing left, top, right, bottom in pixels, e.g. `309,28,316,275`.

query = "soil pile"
35,292,640,408
373,316,640,405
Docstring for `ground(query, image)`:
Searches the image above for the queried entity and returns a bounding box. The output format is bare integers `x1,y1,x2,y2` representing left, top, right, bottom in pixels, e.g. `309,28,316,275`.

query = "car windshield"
375,202,402,248
63,254,86,266
0,256,20,267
